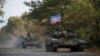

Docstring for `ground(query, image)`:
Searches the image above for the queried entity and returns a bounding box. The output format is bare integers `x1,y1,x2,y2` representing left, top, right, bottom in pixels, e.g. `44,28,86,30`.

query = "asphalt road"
0,48,99,56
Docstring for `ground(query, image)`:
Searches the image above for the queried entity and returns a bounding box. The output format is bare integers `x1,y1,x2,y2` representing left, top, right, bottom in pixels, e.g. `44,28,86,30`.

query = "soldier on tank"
27,32,32,40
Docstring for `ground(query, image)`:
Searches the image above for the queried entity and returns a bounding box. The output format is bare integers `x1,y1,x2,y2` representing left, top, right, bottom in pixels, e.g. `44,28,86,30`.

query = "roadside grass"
85,46,100,55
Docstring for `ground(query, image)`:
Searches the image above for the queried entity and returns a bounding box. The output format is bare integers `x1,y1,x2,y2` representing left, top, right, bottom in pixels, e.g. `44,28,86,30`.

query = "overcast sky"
0,0,41,29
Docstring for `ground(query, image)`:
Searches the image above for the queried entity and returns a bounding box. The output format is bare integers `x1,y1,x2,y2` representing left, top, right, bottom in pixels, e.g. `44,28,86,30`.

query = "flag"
50,14,61,24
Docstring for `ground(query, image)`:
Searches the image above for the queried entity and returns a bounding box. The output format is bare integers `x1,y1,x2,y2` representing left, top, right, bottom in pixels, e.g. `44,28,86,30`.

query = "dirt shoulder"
85,47,100,55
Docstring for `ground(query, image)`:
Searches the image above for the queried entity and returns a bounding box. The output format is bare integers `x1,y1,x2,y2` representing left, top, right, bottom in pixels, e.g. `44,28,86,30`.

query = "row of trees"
0,0,100,48
0,13,46,37
23,0,100,47
0,0,5,16
0,0,5,23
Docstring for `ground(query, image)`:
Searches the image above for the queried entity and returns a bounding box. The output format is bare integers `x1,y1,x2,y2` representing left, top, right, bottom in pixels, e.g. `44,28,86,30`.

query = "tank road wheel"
22,42,26,49
70,44,85,52
70,47,78,52
52,44,58,52
46,44,58,52
52,47,57,52
78,44,85,52
46,45,53,52
22,45,26,49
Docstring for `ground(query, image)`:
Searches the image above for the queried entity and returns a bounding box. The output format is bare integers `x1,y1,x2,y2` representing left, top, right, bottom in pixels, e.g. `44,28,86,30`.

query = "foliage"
24,0,71,21
23,0,100,48
0,0,100,48
0,14,46,37
0,0,5,16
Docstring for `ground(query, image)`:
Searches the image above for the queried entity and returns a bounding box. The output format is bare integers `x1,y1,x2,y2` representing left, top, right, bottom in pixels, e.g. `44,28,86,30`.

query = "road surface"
0,48,99,56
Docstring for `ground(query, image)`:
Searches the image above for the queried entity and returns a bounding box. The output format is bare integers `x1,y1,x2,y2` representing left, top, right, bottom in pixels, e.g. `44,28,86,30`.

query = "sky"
0,0,41,29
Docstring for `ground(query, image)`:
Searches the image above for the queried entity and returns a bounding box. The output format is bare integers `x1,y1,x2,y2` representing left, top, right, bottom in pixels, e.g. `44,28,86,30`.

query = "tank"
45,25,86,52
21,32,42,48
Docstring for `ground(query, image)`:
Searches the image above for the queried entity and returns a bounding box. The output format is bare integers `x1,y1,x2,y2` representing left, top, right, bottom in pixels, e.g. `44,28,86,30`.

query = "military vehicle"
21,32,42,48
45,25,86,52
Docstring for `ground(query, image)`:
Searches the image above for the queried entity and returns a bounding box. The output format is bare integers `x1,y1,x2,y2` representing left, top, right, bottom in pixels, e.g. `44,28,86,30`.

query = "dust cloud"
0,34,44,49
0,33,18,48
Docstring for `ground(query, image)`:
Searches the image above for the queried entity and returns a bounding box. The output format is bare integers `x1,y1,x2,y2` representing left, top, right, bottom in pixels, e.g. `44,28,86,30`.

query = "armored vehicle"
45,25,86,52
21,33,42,48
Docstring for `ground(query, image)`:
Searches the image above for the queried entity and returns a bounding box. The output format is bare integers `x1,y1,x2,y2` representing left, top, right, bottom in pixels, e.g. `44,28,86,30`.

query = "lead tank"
45,25,86,52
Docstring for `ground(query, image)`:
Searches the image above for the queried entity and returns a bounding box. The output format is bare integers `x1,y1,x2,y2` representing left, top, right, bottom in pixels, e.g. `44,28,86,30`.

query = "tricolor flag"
50,14,61,24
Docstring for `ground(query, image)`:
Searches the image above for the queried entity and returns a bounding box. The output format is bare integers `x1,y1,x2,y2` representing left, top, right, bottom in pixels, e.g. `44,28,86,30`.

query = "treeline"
0,0,5,23
0,14,46,36
0,0,5,16
0,0,100,48
24,0,100,48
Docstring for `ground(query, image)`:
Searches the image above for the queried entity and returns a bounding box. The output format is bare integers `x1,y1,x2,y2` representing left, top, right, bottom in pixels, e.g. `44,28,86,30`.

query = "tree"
0,0,5,16
24,0,93,32
86,0,100,47
24,0,71,22
23,0,100,48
